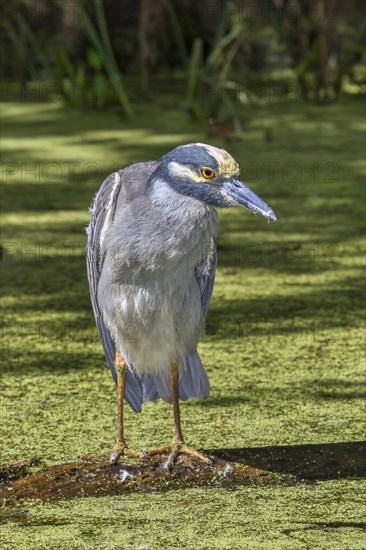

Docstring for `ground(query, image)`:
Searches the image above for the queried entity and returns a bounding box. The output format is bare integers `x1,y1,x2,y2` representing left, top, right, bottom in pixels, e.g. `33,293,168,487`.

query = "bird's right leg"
110,352,142,464
148,361,211,470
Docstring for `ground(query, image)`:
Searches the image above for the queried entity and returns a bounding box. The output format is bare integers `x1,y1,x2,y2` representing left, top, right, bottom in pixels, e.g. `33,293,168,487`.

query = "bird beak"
222,179,277,221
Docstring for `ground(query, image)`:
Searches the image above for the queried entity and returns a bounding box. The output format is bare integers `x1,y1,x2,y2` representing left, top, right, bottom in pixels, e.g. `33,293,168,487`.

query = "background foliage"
1,0,366,120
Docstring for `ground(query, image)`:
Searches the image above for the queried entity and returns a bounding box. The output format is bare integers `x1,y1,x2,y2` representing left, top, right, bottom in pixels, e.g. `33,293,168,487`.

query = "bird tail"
141,351,210,404
124,369,144,413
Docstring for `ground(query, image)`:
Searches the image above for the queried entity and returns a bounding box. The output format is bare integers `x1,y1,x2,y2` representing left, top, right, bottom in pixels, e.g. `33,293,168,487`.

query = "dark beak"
222,179,277,221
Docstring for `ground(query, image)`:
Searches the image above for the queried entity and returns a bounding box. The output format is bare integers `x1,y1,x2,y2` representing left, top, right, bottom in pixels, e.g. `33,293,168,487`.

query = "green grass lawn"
1,95,365,549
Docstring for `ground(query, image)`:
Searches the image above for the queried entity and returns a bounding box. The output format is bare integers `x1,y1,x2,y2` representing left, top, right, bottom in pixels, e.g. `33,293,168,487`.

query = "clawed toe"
110,452,120,465
148,440,212,471
110,443,144,464
163,442,180,471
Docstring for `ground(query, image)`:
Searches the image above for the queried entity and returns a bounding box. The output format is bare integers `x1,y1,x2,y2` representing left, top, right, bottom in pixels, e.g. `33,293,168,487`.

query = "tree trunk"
138,0,167,93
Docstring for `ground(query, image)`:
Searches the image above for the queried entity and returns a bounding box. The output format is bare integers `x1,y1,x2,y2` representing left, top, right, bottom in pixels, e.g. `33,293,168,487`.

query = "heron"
86,143,276,468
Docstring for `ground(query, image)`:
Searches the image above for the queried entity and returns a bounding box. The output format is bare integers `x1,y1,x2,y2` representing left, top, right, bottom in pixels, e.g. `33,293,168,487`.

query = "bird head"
157,143,276,221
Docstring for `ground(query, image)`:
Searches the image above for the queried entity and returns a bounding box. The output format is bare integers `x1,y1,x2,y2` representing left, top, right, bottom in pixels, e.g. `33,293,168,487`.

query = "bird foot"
148,440,212,471
110,441,144,464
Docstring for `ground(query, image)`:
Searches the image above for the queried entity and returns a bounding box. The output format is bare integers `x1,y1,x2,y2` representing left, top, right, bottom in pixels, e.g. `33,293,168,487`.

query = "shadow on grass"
206,274,365,328
314,379,366,400
2,253,364,315
282,521,366,535
0,267,364,379
211,441,366,480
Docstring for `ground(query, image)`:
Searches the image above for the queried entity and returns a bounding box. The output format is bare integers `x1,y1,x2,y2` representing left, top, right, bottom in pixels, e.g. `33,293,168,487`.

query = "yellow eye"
201,168,215,180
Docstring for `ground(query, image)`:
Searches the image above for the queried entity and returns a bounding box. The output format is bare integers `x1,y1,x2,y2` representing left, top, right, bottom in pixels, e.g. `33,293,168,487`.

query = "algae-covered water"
1,97,365,548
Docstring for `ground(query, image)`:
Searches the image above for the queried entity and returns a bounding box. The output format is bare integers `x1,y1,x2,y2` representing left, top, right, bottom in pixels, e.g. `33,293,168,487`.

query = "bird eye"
201,168,215,180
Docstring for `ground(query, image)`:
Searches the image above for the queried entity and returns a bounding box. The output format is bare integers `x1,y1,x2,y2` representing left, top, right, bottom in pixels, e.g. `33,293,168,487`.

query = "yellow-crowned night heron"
86,143,276,468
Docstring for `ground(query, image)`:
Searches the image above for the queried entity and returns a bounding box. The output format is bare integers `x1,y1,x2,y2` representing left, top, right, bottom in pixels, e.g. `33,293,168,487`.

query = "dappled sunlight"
1,0,365,543
1,97,364,548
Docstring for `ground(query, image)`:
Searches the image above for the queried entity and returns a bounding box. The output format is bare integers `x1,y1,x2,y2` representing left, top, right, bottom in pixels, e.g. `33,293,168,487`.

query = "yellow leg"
171,360,184,443
110,352,142,464
148,361,211,470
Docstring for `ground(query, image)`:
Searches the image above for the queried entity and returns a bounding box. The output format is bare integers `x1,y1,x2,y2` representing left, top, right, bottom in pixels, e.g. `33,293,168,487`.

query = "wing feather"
86,172,122,384
86,163,158,412
195,238,217,319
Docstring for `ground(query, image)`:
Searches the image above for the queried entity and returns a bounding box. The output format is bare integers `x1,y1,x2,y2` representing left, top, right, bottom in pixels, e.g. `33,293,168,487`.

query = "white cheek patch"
168,161,203,183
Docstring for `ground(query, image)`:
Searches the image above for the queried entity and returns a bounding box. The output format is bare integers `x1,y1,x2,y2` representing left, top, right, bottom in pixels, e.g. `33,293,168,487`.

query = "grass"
1,94,365,549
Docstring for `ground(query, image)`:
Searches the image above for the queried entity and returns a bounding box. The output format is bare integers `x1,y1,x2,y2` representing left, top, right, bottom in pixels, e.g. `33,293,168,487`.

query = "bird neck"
148,177,218,232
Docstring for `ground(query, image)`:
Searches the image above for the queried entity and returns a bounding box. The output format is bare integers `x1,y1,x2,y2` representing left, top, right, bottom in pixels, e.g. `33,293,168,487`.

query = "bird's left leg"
149,360,211,470
110,352,142,464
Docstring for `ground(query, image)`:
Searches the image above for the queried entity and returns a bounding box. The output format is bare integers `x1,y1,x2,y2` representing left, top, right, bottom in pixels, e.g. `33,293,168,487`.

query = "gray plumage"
86,143,276,413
